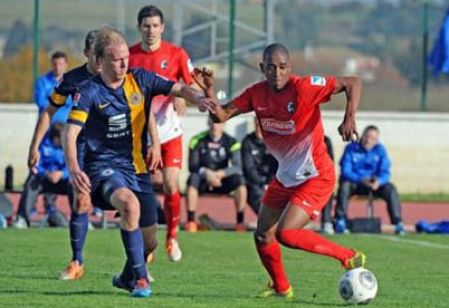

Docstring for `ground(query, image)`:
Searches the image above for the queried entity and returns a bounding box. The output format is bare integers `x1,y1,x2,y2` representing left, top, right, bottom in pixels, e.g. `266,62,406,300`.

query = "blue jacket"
37,140,69,180
34,71,72,124
339,142,391,185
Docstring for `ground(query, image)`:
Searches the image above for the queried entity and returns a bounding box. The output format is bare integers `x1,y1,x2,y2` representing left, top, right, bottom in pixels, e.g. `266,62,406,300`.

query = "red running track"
5,193,448,228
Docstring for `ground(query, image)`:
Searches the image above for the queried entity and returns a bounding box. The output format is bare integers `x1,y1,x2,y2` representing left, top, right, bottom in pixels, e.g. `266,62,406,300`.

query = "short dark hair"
137,5,164,26
262,43,289,62
85,29,99,51
51,51,67,61
363,125,379,135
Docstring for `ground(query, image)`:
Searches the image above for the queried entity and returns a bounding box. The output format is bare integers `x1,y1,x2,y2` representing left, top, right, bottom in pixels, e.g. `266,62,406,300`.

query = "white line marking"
369,235,449,250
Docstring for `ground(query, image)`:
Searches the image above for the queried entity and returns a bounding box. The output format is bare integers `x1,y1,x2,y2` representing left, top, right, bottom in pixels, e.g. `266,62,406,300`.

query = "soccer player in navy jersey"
63,28,212,298
26,29,100,280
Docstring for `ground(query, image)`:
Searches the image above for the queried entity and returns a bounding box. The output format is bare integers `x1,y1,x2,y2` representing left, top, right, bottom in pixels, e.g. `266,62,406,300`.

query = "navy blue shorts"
91,169,158,228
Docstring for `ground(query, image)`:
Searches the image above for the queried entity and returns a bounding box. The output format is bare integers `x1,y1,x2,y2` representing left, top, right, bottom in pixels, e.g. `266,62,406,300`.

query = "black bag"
348,218,381,233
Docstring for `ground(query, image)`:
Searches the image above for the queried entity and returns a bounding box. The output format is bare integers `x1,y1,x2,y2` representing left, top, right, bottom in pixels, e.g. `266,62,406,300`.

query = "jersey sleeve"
49,77,71,108
136,68,175,96
67,89,92,127
232,86,255,113
303,76,336,106
177,48,194,85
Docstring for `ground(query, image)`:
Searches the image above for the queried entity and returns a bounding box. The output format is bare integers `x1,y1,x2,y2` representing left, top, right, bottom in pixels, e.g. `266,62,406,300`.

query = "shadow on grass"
1,273,59,281
0,289,116,296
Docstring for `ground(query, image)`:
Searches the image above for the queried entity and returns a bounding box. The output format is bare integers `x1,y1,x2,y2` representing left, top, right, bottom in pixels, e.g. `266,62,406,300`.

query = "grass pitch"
0,229,448,307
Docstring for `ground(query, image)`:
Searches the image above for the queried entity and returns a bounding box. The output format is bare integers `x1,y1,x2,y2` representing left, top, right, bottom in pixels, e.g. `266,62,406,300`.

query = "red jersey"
233,75,336,187
129,41,194,143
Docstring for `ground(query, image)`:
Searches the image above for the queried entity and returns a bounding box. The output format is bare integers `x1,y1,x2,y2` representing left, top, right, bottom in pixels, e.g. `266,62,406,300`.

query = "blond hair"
94,27,127,59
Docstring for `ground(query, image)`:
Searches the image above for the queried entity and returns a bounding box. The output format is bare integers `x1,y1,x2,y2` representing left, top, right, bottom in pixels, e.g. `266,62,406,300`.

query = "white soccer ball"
338,268,378,304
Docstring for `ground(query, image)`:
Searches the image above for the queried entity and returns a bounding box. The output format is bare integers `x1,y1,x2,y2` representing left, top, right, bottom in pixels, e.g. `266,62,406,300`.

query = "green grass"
0,230,448,307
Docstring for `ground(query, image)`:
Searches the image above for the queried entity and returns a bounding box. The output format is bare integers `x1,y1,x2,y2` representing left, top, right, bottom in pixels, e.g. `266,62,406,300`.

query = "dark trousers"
321,195,334,225
335,180,402,224
246,182,265,214
17,173,74,225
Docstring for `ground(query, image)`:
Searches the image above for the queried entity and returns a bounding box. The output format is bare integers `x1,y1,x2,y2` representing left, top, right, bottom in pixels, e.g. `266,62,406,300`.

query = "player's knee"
74,192,90,213
163,180,178,195
254,230,275,245
144,238,158,256
119,198,140,228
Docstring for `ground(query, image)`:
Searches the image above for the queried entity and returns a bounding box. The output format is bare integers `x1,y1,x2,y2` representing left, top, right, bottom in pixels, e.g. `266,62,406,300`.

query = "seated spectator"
334,125,404,235
241,117,277,214
13,123,73,228
185,118,247,232
321,135,335,234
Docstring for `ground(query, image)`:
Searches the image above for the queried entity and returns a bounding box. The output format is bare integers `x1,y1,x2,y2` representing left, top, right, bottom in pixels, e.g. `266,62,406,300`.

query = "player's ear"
161,23,165,34
259,63,265,74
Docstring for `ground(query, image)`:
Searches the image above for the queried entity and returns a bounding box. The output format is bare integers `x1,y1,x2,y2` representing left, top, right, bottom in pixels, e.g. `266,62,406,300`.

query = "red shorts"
262,165,335,220
161,136,183,168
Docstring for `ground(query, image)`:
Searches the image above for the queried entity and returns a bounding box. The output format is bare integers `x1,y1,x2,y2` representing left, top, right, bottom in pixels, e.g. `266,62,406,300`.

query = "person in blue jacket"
334,125,404,235
13,122,73,228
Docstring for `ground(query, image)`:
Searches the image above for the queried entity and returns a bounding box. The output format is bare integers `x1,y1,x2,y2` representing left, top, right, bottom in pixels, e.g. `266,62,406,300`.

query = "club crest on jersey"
287,101,295,113
311,76,326,86
160,60,168,70
260,118,295,135
130,92,143,105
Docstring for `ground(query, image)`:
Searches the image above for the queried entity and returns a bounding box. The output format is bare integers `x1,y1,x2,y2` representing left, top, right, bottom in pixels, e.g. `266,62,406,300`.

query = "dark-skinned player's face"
260,50,292,92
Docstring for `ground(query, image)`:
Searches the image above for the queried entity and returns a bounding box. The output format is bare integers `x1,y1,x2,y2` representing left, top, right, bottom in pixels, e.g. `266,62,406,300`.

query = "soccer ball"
338,268,378,304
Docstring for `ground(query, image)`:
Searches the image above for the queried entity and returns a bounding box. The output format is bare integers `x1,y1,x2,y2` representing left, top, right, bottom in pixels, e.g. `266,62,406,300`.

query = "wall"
1,103,448,193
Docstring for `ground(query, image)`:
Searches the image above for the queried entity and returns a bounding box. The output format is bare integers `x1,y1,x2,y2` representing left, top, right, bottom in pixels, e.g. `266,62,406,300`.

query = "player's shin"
164,192,181,241
255,239,291,293
276,229,354,262
120,229,148,281
69,211,88,264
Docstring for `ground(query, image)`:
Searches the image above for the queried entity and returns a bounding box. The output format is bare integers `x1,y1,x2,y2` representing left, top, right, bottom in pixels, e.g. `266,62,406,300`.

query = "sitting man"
13,122,73,228
241,117,277,214
334,125,404,235
185,117,247,232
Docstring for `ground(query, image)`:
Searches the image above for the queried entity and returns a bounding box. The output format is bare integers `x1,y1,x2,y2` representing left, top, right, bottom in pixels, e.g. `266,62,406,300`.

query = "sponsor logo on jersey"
260,118,295,135
311,76,326,86
130,92,143,105
161,59,168,70
287,101,295,113
108,114,127,131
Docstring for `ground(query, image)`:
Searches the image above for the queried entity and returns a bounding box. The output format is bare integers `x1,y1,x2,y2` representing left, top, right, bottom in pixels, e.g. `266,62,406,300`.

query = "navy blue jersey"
67,68,174,192
49,63,94,108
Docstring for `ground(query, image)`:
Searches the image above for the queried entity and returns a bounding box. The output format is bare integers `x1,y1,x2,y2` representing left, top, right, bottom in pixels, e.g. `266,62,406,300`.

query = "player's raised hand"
338,118,358,142
192,67,214,92
70,169,91,195
146,143,163,172
27,148,40,174
173,97,187,116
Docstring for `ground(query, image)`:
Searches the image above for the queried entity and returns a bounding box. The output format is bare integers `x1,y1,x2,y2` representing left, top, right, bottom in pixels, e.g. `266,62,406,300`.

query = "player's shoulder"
245,80,268,94
129,42,142,54
162,40,189,56
63,64,91,83
296,75,334,88
189,131,209,149
372,143,388,154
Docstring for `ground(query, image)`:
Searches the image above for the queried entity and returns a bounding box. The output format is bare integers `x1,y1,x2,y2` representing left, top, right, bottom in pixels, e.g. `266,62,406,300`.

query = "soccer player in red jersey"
197,44,366,298
129,5,194,262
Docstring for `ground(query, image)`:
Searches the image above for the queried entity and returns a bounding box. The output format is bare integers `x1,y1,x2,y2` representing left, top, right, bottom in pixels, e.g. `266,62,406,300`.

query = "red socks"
276,229,354,262
164,192,181,241
256,241,291,293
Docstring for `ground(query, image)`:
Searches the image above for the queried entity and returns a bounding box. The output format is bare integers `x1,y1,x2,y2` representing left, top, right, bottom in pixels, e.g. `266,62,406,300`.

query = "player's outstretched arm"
169,82,214,112
334,76,362,142
62,123,91,194
27,105,57,174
